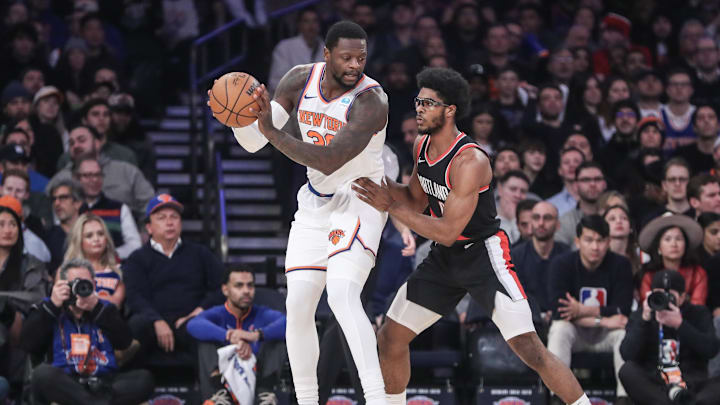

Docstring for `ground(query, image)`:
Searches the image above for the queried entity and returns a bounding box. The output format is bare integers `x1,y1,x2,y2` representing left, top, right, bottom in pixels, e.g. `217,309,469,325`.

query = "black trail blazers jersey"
416,133,500,242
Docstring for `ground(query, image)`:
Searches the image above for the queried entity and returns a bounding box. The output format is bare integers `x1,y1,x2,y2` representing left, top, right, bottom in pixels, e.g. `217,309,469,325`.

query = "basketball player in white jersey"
211,21,389,405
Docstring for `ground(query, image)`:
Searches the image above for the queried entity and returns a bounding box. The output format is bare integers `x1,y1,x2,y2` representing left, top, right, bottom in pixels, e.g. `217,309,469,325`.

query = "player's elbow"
438,228,463,247
438,235,457,247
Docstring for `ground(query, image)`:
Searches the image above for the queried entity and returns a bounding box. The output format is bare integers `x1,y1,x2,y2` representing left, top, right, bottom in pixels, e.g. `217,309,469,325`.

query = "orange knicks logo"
328,229,345,245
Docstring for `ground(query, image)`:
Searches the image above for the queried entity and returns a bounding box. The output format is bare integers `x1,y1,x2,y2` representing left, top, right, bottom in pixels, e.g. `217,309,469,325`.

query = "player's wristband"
231,100,289,153
256,328,264,341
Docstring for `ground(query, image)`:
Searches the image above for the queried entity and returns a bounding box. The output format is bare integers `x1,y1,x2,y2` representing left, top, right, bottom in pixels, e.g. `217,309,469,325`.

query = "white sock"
327,270,386,404
570,393,591,405
286,276,325,405
386,391,406,405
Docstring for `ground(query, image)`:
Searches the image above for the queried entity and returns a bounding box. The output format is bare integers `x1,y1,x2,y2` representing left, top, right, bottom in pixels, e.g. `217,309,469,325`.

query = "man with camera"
20,258,154,405
619,270,720,405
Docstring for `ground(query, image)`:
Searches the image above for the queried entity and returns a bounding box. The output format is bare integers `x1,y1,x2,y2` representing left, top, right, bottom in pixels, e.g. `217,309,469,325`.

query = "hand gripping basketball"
206,72,260,128
248,84,274,135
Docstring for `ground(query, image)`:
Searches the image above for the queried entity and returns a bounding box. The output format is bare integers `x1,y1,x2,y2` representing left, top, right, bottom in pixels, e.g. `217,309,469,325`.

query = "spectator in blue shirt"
188,265,286,403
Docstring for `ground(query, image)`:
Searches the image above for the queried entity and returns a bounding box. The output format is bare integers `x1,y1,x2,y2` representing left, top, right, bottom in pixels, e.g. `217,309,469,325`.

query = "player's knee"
285,290,315,324
377,320,414,355
325,279,360,315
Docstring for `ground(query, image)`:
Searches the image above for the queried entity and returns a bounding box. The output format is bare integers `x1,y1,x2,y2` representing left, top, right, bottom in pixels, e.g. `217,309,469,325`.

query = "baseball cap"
0,195,23,219
108,93,135,112
64,37,88,53
145,193,184,219
33,86,64,106
1,81,31,106
651,270,686,294
0,144,30,163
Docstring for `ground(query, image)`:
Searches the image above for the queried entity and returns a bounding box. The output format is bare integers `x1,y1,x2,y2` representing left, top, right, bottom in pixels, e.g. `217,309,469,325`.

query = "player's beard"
331,70,361,89
419,114,446,135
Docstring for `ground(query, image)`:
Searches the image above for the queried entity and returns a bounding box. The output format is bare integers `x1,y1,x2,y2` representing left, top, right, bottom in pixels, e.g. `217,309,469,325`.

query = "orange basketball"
208,72,261,128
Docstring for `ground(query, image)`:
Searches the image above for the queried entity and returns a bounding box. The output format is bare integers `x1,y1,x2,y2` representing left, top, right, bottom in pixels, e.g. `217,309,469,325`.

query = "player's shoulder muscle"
346,87,388,133
451,147,491,191
274,64,314,112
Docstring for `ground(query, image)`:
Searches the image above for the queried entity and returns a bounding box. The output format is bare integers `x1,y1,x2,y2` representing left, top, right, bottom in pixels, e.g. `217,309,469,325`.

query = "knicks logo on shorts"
328,229,345,245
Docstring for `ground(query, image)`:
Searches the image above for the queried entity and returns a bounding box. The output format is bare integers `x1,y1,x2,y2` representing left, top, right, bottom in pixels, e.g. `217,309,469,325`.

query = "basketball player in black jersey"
352,68,591,405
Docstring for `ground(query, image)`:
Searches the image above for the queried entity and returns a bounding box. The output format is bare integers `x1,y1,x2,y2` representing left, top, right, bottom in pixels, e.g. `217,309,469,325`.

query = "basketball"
208,72,261,128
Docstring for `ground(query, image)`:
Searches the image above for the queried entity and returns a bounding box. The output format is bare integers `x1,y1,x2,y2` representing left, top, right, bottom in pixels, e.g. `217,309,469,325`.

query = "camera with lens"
77,375,108,395
667,382,694,404
648,290,676,311
66,278,95,305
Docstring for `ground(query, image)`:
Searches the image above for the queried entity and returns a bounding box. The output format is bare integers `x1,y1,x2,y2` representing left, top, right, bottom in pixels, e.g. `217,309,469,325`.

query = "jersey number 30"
308,130,335,146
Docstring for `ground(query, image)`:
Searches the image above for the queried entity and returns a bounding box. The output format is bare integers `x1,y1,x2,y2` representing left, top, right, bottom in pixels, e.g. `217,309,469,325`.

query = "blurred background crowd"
2,0,720,404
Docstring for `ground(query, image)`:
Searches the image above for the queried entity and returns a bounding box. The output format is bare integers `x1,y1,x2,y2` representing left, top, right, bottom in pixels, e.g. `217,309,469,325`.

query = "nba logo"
662,339,680,365
579,287,607,307
341,97,351,105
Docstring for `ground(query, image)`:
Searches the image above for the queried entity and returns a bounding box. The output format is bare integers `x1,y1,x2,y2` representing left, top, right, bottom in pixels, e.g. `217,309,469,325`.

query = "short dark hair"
296,7,319,24
499,169,529,185
82,98,110,120
688,173,720,200
666,66,691,82
519,138,546,155
2,169,29,188
3,127,30,144
692,104,719,125
72,154,101,175
223,264,255,284
575,161,604,179
611,99,640,119
80,12,103,30
70,124,102,141
416,67,471,119
325,20,367,50
538,83,563,99
516,199,538,220
559,146,585,161
698,212,720,229
663,157,690,180
576,214,609,238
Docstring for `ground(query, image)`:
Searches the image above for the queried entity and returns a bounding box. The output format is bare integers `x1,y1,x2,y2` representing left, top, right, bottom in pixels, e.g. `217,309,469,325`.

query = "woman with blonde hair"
597,190,627,214
64,213,125,308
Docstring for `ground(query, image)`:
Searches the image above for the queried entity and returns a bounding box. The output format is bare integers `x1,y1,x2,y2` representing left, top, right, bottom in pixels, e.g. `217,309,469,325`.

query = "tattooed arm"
251,82,388,175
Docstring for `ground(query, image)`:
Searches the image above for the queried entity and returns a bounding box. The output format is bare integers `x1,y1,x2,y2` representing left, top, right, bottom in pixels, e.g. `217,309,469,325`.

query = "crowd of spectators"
2,0,720,404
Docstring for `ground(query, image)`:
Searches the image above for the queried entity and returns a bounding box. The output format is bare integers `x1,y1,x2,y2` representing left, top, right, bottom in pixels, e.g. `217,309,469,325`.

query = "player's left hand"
249,84,273,135
558,292,582,320
352,177,395,212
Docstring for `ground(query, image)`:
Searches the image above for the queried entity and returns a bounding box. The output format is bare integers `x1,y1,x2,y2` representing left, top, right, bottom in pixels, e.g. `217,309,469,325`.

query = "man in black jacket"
619,270,720,405
21,258,154,405
124,194,224,360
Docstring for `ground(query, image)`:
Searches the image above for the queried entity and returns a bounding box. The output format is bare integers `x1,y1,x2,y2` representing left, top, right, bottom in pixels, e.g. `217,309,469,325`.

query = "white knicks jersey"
296,62,387,195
